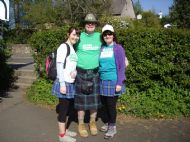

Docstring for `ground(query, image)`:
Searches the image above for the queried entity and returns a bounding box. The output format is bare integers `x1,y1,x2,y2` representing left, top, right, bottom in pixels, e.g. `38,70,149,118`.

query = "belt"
76,67,99,74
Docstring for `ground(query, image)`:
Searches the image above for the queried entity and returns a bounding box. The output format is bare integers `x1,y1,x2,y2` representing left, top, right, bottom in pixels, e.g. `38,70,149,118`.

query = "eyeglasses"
103,32,113,37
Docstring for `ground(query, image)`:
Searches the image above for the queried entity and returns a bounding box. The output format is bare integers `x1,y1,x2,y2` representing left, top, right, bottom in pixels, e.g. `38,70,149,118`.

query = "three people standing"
52,13,126,141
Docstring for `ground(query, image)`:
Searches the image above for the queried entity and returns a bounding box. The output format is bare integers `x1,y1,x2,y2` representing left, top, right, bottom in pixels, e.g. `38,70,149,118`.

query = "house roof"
111,0,126,15
111,0,136,18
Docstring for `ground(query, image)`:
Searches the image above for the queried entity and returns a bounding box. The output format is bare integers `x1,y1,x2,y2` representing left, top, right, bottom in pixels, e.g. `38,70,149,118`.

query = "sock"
109,123,116,126
78,116,84,124
59,133,65,137
90,112,97,123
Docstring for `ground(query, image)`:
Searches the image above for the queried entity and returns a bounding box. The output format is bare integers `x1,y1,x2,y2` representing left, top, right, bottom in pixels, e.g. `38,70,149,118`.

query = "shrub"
27,78,58,106
117,28,190,118
29,26,70,77
0,40,14,92
29,27,190,118
4,28,35,44
100,15,134,29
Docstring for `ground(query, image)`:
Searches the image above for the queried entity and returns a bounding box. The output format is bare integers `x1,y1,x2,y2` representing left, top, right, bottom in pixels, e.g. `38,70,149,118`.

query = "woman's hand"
115,85,122,92
70,70,77,79
60,86,66,94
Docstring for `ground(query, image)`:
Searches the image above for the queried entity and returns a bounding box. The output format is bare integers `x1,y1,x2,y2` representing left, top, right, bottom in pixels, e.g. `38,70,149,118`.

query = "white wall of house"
0,0,9,21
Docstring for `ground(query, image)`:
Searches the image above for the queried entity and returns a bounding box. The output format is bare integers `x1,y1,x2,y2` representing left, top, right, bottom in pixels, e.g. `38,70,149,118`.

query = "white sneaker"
104,126,117,139
59,135,76,142
100,123,108,132
65,129,77,137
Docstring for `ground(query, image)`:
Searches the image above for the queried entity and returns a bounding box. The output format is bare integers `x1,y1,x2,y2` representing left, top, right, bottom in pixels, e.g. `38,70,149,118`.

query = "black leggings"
57,98,74,123
101,96,118,124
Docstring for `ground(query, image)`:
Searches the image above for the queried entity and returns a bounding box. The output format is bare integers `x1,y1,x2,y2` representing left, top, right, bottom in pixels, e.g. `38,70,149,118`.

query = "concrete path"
0,44,190,142
1,93,190,142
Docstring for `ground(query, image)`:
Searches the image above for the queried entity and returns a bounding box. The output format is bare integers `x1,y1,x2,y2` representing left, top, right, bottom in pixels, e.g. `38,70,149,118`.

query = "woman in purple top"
99,24,126,139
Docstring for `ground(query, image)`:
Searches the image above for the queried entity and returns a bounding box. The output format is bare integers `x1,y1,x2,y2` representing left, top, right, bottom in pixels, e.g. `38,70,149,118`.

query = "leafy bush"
4,28,35,44
27,78,58,106
0,40,14,92
132,11,161,29
29,26,70,77
118,28,190,118
29,27,190,118
100,16,134,29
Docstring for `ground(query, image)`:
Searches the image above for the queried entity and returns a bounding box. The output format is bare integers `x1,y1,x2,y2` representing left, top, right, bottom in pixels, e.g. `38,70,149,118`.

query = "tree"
22,0,60,29
169,0,190,29
12,0,20,27
133,0,143,15
22,0,111,29
133,11,161,29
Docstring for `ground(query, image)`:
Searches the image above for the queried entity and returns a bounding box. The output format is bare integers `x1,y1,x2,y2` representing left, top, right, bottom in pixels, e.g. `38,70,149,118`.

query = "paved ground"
0,91,190,142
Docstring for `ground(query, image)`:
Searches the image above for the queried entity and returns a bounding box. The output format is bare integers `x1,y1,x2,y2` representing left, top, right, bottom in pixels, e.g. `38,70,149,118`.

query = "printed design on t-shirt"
68,54,78,62
82,44,100,50
100,48,113,58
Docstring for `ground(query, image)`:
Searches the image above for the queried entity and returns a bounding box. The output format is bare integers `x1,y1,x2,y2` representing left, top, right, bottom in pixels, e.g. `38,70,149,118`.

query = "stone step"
11,54,33,58
8,63,35,70
7,57,34,63
14,82,32,89
10,44,32,55
14,69,37,78
16,76,36,84
7,56,35,70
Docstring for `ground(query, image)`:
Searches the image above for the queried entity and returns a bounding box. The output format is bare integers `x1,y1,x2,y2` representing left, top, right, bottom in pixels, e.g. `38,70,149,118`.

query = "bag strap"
63,42,70,68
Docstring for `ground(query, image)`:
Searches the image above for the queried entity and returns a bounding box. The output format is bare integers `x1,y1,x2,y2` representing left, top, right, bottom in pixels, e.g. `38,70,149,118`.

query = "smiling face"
68,29,80,45
103,31,114,45
85,22,96,34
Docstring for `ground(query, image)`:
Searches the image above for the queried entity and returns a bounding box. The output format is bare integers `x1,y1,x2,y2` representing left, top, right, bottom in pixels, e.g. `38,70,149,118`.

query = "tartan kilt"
100,80,126,97
52,79,75,99
74,68,101,110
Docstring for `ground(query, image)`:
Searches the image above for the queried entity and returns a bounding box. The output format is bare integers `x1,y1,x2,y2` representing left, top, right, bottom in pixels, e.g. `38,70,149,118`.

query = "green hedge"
117,29,190,118
29,27,190,118
0,40,14,92
4,28,35,44
30,26,70,77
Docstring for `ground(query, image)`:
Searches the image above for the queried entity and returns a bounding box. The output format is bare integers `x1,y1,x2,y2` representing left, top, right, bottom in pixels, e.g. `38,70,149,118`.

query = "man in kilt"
74,13,101,137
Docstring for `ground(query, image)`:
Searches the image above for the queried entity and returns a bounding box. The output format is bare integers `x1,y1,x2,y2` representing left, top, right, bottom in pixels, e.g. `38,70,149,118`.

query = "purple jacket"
113,42,126,86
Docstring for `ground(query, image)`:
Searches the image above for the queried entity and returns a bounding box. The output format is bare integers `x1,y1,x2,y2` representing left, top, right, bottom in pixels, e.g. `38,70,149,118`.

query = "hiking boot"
78,123,88,137
65,129,77,137
59,135,76,142
100,123,108,132
104,126,117,139
89,121,98,135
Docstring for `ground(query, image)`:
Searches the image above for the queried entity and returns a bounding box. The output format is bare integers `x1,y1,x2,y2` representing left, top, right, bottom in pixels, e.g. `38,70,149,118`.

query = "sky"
133,0,174,15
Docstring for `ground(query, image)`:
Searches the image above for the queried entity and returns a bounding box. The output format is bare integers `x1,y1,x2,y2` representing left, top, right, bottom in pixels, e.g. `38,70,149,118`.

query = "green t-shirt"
76,32,101,69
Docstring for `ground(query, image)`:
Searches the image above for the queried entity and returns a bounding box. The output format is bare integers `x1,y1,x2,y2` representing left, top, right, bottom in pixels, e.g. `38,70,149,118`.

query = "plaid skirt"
100,80,126,97
75,67,101,110
52,79,75,99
